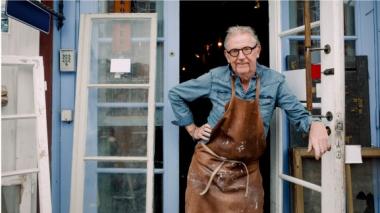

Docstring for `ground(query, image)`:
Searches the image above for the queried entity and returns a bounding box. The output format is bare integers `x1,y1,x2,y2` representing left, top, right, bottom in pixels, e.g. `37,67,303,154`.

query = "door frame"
268,1,346,212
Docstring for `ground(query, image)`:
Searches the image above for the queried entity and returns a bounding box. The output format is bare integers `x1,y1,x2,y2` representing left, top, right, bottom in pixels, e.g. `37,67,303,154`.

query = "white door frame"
320,1,346,211
269,1,346,212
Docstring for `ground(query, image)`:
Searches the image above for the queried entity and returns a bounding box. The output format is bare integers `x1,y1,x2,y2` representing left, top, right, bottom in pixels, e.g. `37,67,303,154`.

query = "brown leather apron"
185,77,267,213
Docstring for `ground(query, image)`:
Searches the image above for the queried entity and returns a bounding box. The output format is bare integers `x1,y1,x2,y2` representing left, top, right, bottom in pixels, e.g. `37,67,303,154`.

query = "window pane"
288,149,321,212
345,40,356,58
86,88,149,156
344,1,355,36
97,1,163,37
2,185,21,213
1,64,34,115
286,40,355,71
97,173,146,213
351,158,379,212
285,0,320,34
97,161,147,169
94,88,149,103
90,18,152,84
285,181,322,213
156,42,164,103
1,118,37,172
87,125,147,157
83,161,147,213
284,0,355,36
303,187,321,212
301,158,321,212
2,174,38,213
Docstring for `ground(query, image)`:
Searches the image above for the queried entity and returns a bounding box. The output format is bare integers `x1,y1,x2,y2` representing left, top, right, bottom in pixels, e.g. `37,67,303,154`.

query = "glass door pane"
96,6,165,210
71,13,157,213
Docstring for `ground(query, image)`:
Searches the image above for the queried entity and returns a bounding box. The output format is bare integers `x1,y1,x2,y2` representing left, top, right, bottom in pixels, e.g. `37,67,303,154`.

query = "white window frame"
70,13,157,213
269,1,346,212
1,56,52,213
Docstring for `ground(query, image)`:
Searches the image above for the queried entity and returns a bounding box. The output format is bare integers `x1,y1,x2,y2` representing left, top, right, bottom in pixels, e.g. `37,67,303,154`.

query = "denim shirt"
168,64,314,136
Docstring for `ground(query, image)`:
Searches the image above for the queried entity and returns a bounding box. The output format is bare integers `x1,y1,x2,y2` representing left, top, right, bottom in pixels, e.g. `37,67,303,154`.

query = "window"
70,14,158,213
1,56,52,213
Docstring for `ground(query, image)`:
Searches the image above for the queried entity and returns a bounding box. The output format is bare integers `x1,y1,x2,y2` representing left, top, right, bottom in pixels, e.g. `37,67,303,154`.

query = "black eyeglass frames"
226,44,258,57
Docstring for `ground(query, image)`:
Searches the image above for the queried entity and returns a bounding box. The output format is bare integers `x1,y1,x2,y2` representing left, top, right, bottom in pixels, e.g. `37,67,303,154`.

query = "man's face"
224,33,261,78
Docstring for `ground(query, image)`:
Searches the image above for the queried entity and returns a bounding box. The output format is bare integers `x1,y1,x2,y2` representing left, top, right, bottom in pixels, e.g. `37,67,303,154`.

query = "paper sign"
345,145,363,164
283,69,306,101
110,59,131,73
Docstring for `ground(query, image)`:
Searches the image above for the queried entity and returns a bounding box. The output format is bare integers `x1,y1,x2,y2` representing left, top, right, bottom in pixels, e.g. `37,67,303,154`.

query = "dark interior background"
179,1,270,212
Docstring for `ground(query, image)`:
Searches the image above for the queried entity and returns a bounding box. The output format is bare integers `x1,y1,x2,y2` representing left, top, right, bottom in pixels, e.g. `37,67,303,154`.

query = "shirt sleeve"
276,77,319,133
168,72,212,126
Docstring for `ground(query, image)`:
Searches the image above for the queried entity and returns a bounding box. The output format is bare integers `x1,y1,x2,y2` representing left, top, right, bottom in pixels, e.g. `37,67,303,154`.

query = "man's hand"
186,123,212,141
308,122,331,160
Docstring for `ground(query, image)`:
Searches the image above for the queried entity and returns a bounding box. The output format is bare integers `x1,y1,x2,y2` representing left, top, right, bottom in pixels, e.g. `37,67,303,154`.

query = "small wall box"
60,49,76,72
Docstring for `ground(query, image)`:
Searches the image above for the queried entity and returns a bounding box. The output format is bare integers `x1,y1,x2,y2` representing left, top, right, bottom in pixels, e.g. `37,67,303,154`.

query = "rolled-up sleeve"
276,77,317,133
168,72,212,126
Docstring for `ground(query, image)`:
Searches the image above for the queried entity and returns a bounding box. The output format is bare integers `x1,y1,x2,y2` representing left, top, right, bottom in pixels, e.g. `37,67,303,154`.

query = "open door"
269,1,346,212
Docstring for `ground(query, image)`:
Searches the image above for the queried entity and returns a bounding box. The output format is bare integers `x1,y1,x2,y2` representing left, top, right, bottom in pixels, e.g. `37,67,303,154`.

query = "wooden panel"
1,19,39,56
292,147,380,213
345,56,371,146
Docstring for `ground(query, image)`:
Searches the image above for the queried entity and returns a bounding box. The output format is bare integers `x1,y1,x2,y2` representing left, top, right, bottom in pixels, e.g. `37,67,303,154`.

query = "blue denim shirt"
168,64,314,136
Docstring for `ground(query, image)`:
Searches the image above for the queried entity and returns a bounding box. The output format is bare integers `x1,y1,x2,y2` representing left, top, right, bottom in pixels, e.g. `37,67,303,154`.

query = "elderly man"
169,25,330,213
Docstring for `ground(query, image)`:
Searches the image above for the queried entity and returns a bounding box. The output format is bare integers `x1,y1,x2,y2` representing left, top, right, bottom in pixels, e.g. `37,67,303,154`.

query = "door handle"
306,44,331,54
312,111,333,121
323,68,334,75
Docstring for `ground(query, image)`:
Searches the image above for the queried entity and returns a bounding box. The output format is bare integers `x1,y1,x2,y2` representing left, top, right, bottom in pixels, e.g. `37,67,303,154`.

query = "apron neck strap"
255,76,260,99
231,76,236,97
230,75,261,99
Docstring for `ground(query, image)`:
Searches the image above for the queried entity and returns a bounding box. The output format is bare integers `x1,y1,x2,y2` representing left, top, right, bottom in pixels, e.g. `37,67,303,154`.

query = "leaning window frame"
1,56,52,213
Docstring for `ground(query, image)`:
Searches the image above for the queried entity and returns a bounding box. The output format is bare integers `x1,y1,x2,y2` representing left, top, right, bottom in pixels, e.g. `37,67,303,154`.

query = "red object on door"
311,64,321,80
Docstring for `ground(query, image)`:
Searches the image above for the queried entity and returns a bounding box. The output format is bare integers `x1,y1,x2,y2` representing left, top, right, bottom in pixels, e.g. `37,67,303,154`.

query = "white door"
70,14,157,213
1,56,52,213
269,1,346,212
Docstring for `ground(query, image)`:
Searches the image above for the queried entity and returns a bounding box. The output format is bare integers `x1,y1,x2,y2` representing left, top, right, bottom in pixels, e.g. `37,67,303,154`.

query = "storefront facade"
2,0,380,212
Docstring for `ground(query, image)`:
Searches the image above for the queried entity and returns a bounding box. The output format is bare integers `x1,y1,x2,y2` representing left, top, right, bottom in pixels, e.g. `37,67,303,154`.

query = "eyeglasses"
226,44,258,57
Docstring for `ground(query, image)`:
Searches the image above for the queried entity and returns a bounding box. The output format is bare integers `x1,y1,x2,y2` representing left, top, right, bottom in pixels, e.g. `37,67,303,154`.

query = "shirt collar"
228,63,263,79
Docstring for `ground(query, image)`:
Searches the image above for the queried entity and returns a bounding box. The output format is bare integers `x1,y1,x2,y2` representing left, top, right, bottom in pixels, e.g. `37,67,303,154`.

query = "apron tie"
199,143,250,197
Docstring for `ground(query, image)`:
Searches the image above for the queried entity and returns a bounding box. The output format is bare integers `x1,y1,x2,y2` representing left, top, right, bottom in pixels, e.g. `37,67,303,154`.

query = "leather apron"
185,77,267,213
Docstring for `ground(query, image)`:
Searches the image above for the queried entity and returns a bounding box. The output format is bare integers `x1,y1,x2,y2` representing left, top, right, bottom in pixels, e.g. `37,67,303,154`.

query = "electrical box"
61,109,73,123
60,49,75,72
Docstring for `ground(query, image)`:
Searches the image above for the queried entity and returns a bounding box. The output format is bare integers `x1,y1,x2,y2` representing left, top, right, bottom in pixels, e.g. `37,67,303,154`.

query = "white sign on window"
110,58,131,73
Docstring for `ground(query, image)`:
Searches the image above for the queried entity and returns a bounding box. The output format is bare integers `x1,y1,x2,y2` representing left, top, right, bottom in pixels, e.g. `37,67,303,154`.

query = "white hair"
224,26,260,49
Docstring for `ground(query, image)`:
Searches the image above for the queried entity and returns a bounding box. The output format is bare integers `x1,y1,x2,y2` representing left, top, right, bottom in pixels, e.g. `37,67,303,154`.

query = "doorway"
179,1,269,212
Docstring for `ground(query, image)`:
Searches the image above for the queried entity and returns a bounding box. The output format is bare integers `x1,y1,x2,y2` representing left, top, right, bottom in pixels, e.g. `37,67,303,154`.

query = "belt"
199,143,250,197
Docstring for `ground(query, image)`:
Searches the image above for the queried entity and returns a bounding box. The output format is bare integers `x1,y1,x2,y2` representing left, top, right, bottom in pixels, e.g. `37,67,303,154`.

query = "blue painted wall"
51,1,180,212
163,1,180,213
52,1,98,213
355,0,380,148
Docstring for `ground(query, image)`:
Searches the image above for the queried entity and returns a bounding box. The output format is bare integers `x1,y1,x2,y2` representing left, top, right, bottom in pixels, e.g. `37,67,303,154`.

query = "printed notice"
110,58,131,73
345,145,363,164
